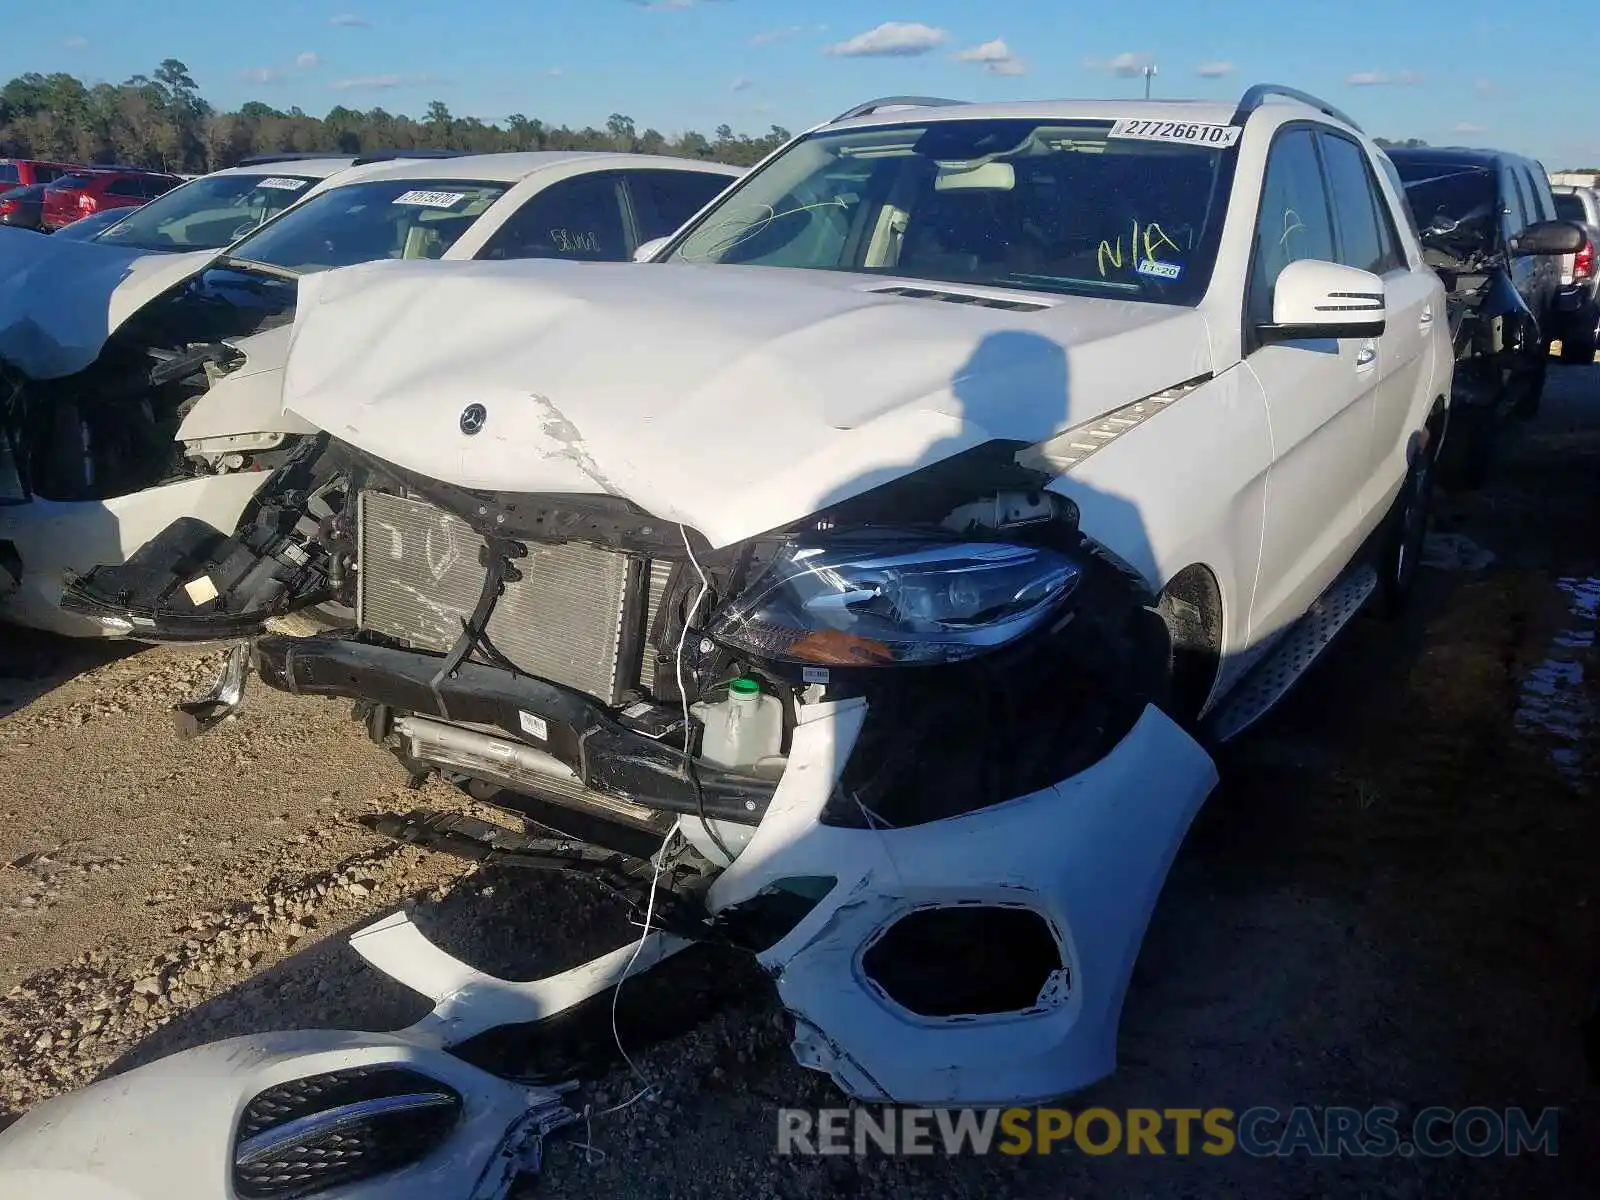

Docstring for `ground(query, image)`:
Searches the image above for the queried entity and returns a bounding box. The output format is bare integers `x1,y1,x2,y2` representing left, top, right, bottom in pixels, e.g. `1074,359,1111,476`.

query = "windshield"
667,118,1236,304
219,177,510,275
1390,159,1498,236
93,172,322,251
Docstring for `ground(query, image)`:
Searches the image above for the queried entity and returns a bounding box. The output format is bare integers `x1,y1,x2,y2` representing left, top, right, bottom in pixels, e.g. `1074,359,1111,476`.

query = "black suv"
1386,147,1586,481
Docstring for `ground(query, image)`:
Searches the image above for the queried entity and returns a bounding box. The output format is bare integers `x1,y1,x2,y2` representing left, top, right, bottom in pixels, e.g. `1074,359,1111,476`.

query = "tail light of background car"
1576,238,1596,283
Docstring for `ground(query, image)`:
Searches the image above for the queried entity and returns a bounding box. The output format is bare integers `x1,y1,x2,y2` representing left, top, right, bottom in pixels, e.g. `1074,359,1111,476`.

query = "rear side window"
1319,133,1404,275
145,177,178,198
1555,193,1586,222
0,165,18,184
1248,128,1335,330
35,167,61,183
476,172,629,262
628,170,734,241
50,173,97,190
106,178,143,197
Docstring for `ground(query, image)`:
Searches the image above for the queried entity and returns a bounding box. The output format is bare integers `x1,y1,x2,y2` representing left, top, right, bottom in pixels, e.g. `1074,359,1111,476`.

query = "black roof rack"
350,148,472,166
831,96,967,124
1232,84,1361,132
235,152,353,167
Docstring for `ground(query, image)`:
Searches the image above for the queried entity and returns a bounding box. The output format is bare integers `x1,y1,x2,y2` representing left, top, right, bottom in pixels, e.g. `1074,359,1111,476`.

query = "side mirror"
1259,259,1387,343
1509,219,1587,256
632,236,669,263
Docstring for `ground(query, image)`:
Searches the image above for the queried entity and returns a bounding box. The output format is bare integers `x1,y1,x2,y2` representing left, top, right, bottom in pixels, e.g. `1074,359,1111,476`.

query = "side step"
1206,565,1377,744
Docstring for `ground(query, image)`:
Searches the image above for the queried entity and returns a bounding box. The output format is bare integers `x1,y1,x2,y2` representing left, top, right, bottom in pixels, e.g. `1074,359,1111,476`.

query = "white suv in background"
63,85,1454,1108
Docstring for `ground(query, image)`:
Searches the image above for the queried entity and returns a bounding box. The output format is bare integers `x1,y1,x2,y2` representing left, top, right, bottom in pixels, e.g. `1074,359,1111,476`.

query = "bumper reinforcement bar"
255,633,776,825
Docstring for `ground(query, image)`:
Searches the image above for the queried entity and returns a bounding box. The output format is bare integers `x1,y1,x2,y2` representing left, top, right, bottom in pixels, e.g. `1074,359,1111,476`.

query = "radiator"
356,490,672,706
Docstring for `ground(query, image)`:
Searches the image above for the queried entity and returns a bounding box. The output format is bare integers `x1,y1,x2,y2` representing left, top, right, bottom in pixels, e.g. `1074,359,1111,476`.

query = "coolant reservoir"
691,677,783,773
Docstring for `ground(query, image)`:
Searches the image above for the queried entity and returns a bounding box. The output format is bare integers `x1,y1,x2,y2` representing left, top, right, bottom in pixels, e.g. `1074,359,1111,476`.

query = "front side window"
219,178,510,275
475,173,627,261
1247,128,1335,329
0,164,17,184
667,118,1237,305
1555,193,1586,223
106,178,143,197
95,172,321,251
1319,134,1404,274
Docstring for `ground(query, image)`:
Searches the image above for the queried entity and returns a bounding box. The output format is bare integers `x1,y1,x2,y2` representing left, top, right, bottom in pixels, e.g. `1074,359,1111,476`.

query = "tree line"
0,60,793,173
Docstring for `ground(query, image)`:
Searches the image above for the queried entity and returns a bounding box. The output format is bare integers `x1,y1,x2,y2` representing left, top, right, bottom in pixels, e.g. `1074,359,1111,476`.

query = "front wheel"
1376,437,1437,617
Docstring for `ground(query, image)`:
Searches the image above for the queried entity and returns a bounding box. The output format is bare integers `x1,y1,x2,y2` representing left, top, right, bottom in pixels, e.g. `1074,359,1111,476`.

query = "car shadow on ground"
0,624,143,718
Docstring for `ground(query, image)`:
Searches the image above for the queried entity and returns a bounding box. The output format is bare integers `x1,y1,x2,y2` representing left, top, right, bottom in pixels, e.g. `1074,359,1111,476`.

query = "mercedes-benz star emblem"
459,403,487,436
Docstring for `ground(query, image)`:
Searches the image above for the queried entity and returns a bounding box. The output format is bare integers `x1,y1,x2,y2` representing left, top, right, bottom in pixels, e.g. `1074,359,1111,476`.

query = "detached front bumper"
258,632,1219,1106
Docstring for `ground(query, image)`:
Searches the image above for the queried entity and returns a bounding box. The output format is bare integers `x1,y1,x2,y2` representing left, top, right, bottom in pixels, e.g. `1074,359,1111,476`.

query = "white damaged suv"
63,86,1452,1107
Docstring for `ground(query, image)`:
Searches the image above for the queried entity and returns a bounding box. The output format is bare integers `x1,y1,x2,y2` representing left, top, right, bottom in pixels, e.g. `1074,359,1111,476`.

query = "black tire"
1512,355,1547,419
1376,436,1437,617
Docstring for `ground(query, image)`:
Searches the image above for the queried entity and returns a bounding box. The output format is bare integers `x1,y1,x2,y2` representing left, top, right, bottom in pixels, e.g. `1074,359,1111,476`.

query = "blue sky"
6,0,1599,166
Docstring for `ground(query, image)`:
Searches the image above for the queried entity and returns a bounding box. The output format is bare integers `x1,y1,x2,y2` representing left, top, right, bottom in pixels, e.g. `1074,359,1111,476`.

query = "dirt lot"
3,368,1599,1197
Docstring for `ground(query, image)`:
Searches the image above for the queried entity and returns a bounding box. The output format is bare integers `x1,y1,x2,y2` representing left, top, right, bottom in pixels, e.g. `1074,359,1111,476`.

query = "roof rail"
349,148,471,166
1232,83,1361,132
831,96,966,124
235,152,353,167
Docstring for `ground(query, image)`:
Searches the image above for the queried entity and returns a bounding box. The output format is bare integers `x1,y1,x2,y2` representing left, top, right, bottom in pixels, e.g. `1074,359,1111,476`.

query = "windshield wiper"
215,255,301,282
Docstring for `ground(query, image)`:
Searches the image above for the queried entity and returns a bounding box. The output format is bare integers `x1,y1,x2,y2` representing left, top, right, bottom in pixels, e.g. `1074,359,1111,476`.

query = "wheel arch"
1156,562,1225,724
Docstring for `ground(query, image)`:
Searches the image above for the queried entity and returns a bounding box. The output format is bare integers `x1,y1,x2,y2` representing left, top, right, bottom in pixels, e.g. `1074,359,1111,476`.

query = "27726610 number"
1108,119,1242,148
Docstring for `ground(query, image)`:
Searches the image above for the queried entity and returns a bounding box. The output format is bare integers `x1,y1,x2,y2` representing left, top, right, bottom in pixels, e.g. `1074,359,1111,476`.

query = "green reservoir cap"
729,677,761,699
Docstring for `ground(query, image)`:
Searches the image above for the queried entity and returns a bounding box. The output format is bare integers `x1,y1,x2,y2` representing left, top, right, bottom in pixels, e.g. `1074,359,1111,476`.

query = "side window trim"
616,175,646,257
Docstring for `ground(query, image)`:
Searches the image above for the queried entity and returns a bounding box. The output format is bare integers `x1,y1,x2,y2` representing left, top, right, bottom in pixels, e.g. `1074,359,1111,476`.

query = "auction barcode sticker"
1109,119,1241,148
518,711,549,741
392,189,468,208
257,177,309,190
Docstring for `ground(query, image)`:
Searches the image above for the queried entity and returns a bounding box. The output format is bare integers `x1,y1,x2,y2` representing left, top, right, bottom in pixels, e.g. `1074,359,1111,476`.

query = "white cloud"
63,36,89,51
296,52,321,69
1346,70,1423,86
1453,122,1487,134
547,67,565,77
751,24,803,46
826,22,949,58
1107,51,1152,77
327,73,445,91
1196,61,1234,78
1474,78,1498,97
953,38,1026,76
329,13,370,27
731,76,754,92
240,68,283,85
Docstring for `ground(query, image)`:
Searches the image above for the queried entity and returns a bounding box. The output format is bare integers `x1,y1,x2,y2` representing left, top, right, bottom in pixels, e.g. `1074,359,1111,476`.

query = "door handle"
1420,306,1434,330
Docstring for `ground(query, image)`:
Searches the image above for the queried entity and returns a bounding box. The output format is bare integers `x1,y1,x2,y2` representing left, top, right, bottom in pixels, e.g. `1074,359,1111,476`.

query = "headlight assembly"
708,537,1081,666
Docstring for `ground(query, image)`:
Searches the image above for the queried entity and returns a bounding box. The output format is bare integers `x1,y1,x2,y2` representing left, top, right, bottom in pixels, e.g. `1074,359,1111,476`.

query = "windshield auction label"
1109,119,1241,148
256,177,309,190
392,189,468,208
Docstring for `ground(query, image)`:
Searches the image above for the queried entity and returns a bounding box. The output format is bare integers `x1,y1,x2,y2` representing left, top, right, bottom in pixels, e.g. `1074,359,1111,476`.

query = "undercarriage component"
254,634,776,825
173,640,251,738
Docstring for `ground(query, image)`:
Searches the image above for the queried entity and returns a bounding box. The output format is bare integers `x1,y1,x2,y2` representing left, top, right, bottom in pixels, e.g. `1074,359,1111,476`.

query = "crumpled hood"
0,226,216,379
283,258,1213,549
173,323,318,442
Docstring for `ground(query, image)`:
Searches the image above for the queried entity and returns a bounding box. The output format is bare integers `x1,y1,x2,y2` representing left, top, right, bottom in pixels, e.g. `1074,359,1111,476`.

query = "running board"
1206,565,1378,744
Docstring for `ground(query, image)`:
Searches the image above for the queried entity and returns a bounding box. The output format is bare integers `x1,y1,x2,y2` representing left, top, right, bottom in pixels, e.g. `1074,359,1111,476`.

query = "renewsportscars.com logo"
776,1106,1561,1158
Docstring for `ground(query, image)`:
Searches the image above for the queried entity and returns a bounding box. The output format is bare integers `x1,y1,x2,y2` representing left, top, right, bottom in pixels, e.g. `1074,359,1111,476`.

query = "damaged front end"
64,434,1218,1104
0,260,311,634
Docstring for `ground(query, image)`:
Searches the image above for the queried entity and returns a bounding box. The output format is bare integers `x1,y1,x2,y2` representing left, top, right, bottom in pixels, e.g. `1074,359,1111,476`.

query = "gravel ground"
3,368,1599,1197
